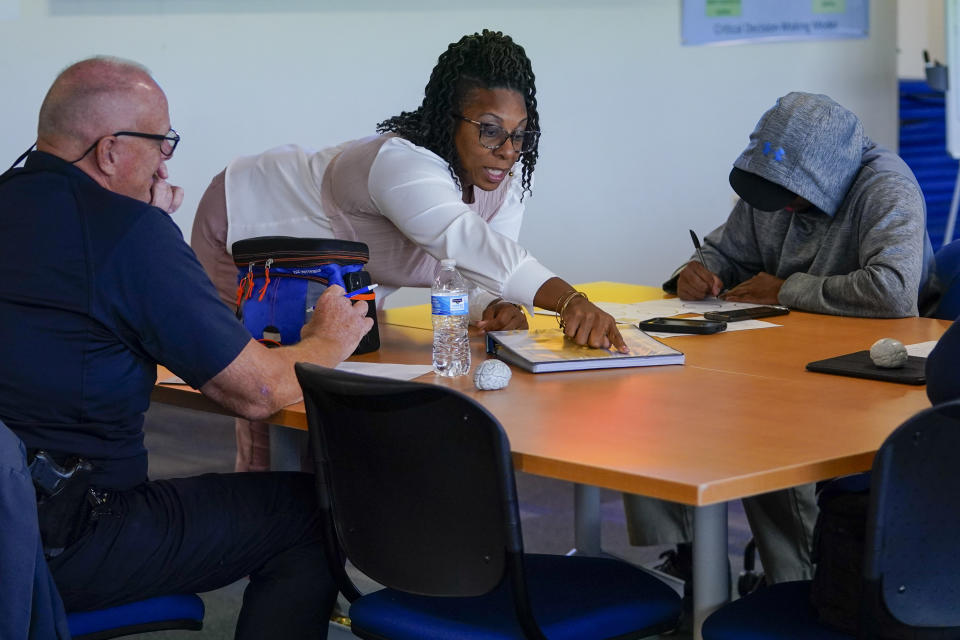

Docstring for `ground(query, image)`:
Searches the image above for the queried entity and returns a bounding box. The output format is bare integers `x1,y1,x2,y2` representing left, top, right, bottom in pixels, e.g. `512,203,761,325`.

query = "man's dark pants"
44,471,336,640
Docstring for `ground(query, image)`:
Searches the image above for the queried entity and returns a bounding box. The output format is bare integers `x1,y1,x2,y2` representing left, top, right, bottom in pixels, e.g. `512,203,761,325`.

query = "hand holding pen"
679,231,723,300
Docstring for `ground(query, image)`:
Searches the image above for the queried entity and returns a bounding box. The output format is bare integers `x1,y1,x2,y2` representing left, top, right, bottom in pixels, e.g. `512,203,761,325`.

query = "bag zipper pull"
257,258,273,302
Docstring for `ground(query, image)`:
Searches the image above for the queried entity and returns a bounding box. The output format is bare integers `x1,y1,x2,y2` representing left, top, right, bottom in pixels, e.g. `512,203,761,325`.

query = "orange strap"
256,261,272,302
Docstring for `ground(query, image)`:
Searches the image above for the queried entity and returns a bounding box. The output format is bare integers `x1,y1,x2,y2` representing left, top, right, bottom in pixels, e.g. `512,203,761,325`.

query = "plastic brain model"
869,337,908,369
473,359,512,390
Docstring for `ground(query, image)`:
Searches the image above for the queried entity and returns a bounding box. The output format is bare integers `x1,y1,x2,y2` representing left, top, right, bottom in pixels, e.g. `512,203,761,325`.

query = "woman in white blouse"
192,30,624,470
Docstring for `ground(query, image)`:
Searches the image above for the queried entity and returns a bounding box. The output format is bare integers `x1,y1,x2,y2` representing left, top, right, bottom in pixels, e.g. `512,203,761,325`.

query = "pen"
689,229,707,267
307,284,380,312
345,283,379,298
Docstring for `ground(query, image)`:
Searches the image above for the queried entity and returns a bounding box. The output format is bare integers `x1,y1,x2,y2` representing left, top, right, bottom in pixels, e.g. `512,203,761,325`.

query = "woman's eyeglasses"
457,116,539,153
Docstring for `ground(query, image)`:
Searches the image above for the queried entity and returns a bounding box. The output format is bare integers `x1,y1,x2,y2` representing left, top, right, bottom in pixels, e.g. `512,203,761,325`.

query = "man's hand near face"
151,162,184,214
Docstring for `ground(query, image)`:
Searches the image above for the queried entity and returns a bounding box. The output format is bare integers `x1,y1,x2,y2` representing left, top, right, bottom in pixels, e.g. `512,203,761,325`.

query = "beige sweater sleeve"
191,170,240,312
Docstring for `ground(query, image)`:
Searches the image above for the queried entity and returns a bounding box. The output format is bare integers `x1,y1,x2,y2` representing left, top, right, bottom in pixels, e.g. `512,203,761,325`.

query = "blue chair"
295,364,682,640
0,420,70,639
702,399,960,638
932,239,960,319
68,594,204,639
0,419,204,640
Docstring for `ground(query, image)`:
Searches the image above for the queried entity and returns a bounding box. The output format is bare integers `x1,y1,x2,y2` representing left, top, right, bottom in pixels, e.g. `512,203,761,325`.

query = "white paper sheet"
159,362,434,387
335,361,434,380
906,341,938,358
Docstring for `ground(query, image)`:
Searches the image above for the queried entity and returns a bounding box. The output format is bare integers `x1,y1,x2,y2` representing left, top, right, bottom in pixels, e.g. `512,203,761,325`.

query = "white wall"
0,0,898,301
897,0,946,79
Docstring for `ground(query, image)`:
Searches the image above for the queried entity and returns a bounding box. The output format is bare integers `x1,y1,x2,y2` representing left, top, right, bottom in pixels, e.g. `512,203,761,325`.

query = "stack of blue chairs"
898,79,959,249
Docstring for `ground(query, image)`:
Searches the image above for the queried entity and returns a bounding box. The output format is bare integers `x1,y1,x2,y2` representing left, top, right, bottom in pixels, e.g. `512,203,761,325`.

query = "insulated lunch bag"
232,236,379,355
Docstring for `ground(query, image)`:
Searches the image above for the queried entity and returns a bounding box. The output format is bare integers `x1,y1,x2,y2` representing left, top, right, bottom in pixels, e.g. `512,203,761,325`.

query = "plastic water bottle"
432,259,471,376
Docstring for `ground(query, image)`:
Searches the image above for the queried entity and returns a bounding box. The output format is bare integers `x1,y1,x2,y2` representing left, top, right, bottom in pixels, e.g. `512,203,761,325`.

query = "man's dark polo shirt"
0,152,250,489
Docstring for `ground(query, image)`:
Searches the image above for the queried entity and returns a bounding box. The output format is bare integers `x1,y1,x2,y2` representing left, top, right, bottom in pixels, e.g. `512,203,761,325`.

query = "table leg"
270,424,306,471
692,502,729,640
567,483,602,556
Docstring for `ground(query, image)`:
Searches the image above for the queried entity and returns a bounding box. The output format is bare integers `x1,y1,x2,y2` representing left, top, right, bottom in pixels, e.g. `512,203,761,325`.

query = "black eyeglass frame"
70,128,180,164
456,116,540,153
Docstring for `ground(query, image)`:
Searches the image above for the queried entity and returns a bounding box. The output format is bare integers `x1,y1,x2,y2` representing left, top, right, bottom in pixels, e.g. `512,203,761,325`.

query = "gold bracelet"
554,290,578,328
559,291,585,327
557,290,582,310
555,290,575,313
557,291,588,329
559,291,588,329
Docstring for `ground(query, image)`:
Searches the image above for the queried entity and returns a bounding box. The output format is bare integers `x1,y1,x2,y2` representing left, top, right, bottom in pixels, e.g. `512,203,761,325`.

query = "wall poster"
682,0,869,46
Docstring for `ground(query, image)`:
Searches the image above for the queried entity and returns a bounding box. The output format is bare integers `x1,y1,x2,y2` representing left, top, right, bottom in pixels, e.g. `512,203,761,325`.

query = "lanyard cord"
6,143,37,173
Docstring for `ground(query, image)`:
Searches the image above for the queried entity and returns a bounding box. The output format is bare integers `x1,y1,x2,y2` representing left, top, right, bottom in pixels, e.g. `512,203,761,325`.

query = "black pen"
689,229,707,267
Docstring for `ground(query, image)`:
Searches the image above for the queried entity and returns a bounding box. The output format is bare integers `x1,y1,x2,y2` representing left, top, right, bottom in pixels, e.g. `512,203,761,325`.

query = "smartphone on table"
637,317,727,334
703,305,790,322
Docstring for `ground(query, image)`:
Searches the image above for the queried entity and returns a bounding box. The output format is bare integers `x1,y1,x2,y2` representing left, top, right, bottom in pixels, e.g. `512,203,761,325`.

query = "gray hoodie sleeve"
777,170,925,318
697,200,768,289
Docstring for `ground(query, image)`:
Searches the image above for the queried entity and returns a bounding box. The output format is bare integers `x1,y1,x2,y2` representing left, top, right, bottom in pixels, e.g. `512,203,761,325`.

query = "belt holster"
29,451,95,556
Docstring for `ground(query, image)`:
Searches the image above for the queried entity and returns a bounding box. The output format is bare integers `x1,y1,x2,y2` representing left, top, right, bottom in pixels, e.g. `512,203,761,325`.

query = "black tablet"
806,350,926,385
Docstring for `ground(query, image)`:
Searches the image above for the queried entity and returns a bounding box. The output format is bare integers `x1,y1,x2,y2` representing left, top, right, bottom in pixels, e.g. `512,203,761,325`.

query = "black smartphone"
637,317,727,334
703,305,790,322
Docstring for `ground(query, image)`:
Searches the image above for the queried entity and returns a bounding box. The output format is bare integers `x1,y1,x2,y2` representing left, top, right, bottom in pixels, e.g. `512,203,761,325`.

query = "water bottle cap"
440,258,457,268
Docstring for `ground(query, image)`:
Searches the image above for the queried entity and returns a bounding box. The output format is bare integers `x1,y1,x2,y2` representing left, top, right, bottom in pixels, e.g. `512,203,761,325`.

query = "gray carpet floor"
135,403,757,639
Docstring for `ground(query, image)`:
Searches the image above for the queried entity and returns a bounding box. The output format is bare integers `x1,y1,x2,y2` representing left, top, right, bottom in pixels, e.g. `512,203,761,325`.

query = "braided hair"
377,30,539,199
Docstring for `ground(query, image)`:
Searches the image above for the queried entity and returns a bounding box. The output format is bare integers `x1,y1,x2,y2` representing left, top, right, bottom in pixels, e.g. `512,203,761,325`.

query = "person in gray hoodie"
624,92,939,589
673,90,938,315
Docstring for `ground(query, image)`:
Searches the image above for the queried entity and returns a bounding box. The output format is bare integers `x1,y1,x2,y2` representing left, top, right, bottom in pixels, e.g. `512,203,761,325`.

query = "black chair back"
864,398,960,629
932,239,960,319
295,364,524,598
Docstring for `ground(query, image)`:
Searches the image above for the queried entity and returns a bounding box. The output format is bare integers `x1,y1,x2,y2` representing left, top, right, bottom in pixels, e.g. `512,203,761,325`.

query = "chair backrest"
295,363,524,598
932,239,960,319
0,420,71,639
864,398,960,628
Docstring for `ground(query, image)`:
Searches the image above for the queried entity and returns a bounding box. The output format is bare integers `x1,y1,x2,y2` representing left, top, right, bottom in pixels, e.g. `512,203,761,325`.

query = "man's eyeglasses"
71,128,180,163
116,129,180,157
457,116,540,153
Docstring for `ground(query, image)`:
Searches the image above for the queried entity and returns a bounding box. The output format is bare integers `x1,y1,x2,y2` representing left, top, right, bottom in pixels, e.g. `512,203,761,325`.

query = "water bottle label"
431,294,469,316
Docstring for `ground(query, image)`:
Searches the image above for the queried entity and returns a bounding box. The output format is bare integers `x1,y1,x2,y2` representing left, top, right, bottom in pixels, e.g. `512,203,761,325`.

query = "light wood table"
153,310,949,638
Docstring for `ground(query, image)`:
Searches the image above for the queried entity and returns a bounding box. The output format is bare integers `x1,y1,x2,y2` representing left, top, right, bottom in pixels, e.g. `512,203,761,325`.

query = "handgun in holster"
29,451,96,556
